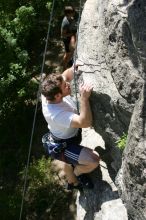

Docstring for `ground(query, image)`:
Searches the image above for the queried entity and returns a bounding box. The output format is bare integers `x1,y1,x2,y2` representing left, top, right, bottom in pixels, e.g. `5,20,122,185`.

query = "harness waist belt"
50,129,81,144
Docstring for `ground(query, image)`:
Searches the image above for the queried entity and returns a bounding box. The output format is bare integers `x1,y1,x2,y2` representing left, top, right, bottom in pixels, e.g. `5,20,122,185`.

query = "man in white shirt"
41,66,100,190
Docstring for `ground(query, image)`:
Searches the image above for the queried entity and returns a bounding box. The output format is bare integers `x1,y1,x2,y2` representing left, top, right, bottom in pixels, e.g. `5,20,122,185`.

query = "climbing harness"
42,128,82,162
42,132,67,154
42,132,67,162
19,1,56,219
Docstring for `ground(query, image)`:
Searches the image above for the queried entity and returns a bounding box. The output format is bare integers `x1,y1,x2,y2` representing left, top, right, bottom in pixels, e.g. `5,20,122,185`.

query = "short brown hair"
41,73,63,101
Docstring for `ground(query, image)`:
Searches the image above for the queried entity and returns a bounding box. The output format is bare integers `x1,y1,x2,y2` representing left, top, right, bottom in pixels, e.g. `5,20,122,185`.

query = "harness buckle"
53,142,67,153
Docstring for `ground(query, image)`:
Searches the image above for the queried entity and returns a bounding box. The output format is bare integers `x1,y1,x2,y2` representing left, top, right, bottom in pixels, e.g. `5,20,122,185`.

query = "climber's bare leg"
63,162,78,185
74,147,100,176
69,35,76,51
62,52,73,70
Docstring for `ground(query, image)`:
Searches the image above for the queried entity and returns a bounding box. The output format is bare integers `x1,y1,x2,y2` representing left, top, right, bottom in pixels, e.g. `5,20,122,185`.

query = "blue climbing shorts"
64,143,83,165
42,129,83,165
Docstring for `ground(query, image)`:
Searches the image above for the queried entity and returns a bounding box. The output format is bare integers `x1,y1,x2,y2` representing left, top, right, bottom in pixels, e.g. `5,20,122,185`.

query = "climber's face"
60,79,71,97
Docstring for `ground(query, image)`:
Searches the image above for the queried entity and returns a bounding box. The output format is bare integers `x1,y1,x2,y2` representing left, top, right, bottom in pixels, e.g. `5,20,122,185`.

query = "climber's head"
41,73,71,102
64,6,75,19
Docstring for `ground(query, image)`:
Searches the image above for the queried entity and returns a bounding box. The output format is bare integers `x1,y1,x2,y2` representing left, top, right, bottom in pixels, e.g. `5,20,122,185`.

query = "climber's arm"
62,66,75,82
70,82,93,128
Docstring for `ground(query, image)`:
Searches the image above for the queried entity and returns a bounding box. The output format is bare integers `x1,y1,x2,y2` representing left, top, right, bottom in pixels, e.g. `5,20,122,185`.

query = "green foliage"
0,0,78,122
0,6,33,121
116,133,127,151
23,156,54,188
0,2,50,121
19,156,71,219
13,6,36,43
0,155,72,219
0,0,79,219
0,0,76,140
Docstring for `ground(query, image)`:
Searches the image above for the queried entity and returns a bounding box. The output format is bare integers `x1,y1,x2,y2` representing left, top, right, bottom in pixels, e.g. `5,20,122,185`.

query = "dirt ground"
45,38,65,73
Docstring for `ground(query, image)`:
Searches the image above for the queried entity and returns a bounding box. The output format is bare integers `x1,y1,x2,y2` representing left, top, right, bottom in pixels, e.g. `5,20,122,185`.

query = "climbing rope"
19,1,55,219
72,0,83,114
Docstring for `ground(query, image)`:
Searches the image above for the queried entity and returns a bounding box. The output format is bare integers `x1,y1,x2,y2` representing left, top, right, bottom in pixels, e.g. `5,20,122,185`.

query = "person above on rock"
61,6,78,70
41,64,100,190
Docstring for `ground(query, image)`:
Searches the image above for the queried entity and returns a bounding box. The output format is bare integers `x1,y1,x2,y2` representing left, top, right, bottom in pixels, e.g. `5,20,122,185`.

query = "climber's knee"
78,147,100,167
86,160,99,172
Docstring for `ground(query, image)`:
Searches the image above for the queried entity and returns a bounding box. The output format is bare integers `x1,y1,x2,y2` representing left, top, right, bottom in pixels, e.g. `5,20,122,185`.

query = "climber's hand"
79,82,93,99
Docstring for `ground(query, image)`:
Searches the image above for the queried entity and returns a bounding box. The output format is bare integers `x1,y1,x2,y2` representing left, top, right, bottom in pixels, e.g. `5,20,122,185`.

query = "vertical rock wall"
77,0,144,150
115,1,146,219
116,86,146,220
76,0,146,219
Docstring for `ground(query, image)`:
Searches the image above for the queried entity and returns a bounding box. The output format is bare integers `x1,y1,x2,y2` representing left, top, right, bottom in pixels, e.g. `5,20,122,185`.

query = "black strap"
50,128,82,144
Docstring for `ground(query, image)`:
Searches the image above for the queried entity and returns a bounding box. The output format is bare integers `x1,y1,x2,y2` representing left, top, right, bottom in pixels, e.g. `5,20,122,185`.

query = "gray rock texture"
75,0,146,219
116,86,146,220
76,129,128,220
77,0,144,151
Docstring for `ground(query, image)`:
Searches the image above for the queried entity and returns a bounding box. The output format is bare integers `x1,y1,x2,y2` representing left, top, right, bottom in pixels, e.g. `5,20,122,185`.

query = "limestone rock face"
76,129,128,220
116,87,146,220
76,0,146,219
77,0,144,150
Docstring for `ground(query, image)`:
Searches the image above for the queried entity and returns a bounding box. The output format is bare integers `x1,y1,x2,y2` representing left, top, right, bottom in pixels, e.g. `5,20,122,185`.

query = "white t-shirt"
41,95,78,139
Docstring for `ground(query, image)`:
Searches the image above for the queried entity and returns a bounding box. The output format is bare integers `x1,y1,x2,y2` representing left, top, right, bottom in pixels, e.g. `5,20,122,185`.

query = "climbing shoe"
76,174,94,189
64,182,83,191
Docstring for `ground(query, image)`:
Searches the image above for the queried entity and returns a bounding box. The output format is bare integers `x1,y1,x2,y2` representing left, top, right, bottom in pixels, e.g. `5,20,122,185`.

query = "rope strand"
19,1,55,219
72,0,83,114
